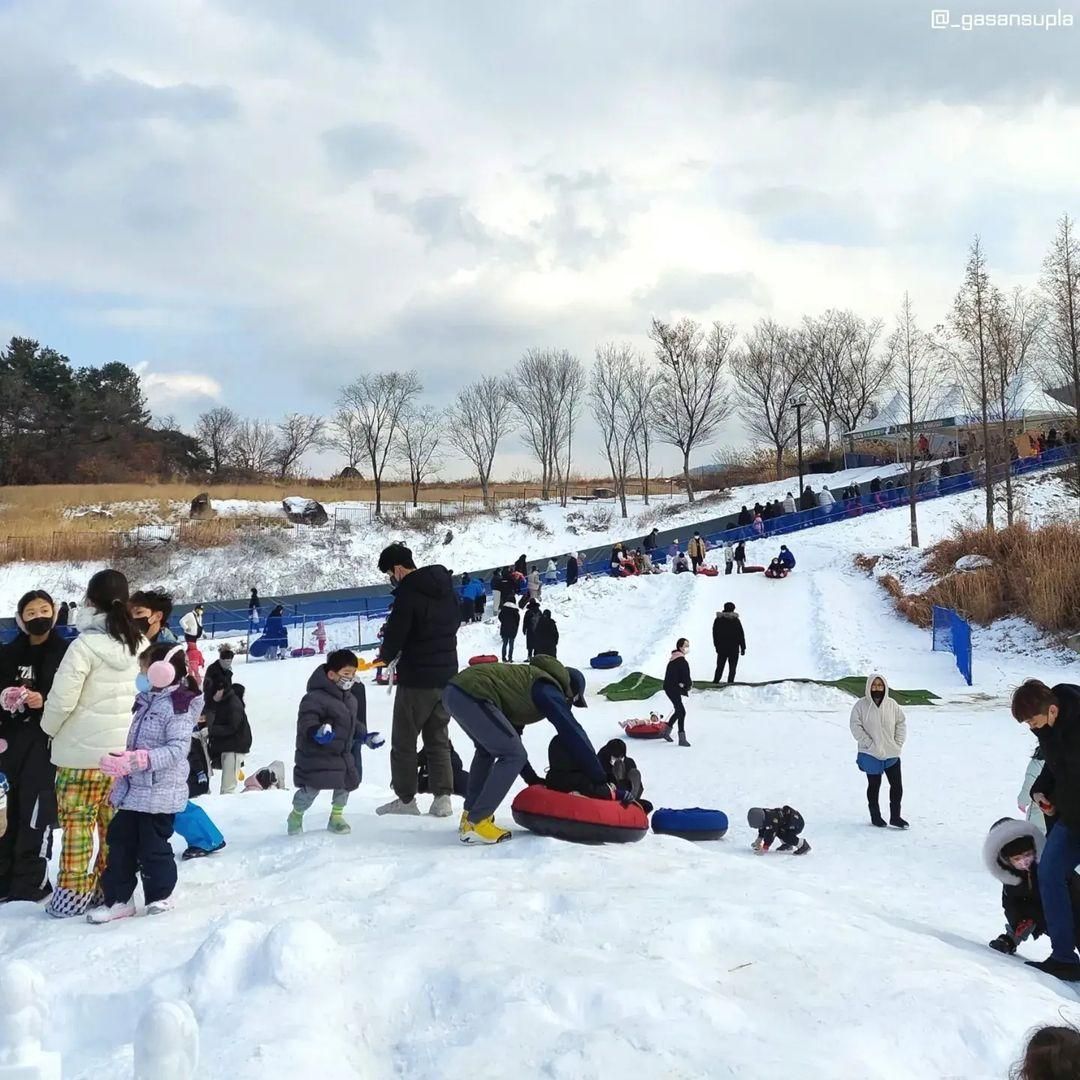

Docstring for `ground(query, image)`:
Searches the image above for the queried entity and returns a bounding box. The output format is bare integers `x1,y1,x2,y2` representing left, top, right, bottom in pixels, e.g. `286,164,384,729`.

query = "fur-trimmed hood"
983,817,1045,885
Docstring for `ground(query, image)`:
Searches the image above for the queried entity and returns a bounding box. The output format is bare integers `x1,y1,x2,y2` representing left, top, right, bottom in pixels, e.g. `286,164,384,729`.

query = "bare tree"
888,294,939,547
834,316,890,439
1040,213,1080,506
551,354,586,507
731,320,806,479
987,287,1042,525
795,310,858,454
649,318,735,501
445,376,517,507
195,406,239,477
396,406,444,507
338,371,422,516
590,343,643,518
628,359,662,504
328,409,365,473
231,419,279,474
947,237,996,526
273,413,325,480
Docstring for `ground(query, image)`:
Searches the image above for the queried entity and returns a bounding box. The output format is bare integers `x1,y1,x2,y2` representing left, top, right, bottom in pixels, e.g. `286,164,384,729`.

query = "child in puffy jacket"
748,806,811,855
87,642,202,924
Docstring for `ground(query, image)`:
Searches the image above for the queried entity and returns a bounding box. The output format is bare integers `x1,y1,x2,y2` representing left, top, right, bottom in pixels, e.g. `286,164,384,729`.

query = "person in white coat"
782,492,796,515
39,569,145,918
179,605,204,644
527,567,542,602
544,559,557,586
849,672,908,829
819,486,836,510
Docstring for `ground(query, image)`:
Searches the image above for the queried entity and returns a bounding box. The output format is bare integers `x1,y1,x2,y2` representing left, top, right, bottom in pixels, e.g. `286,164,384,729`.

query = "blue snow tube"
591,651,623,670
651,807,729,841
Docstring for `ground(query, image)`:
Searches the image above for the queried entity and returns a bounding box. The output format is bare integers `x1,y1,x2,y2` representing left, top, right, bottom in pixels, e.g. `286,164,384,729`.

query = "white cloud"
139,369,222,407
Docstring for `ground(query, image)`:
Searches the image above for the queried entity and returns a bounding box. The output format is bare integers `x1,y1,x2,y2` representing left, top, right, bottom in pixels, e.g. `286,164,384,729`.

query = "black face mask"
132,616,152,636
24,617,52,637
871,690,886,707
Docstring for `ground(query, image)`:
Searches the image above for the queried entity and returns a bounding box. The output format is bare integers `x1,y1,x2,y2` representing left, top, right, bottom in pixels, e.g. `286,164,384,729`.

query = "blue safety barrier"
932,605,973,685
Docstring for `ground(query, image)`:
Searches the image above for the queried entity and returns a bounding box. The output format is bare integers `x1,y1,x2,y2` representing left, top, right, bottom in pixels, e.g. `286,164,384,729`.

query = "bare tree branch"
274,412,326,480
396,405,444,506
590,343,642,518
328,409,365,473
445,375,517,506
195,406,239,477
231,418,279,474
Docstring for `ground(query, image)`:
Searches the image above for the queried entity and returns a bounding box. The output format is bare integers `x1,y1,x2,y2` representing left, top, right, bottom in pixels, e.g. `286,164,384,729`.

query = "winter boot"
146,898,175,916
869,807,887,828
460,816,511,845
376,797,422,816
889,816,909,829
429,795,453,818
678,731,690,748
989,934,1017,955
287,810,304,836
86,900,136,924
662,725,674,743
327,810,351,835
1025,957,1080,982
182,841,226,860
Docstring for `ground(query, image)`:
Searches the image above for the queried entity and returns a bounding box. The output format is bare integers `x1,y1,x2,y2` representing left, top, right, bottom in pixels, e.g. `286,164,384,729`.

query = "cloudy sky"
1,0,1078,477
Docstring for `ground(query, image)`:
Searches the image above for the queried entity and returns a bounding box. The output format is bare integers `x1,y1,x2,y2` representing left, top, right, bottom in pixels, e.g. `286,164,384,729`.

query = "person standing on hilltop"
375,543,457,819
712,602,746,685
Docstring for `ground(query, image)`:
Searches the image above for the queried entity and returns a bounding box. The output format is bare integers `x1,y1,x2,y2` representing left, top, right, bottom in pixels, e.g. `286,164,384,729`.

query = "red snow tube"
511,785,649,844
623,720,669,740
468,654,499,665
290,647,316,658
695,565,719,577
743,565,765,574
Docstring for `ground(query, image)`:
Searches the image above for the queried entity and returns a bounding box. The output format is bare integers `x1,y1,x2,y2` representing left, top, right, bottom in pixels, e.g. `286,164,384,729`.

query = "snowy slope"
3,503,1078,1078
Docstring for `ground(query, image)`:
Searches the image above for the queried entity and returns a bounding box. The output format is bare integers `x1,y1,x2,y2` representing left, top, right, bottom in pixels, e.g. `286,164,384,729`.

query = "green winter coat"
449,655,572,729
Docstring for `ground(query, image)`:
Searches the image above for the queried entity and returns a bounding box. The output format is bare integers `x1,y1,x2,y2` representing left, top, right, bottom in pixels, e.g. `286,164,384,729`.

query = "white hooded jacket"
40,613,145,769
849,673,907,761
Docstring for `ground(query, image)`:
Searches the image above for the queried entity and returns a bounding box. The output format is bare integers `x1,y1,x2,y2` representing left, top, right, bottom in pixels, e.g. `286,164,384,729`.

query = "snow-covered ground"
2,482,1079,1078
0,459,951,610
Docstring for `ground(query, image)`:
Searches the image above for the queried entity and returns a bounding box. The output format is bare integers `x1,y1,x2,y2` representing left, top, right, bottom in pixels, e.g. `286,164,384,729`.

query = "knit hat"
723,602,736,613
747,808,765,830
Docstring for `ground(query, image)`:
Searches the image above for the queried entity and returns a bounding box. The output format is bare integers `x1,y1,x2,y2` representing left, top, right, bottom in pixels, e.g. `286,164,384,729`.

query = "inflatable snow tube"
590,652,623,670
511,785,649,844
695,565,719,577
742,565,765,574
651,807,729,841
622,720,669,740
468,654,499,666
290,647,316,658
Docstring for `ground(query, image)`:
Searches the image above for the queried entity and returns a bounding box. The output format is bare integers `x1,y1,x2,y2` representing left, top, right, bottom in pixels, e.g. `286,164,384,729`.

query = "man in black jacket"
1012,680,1080,981
712,602,746,684
375,543,456,818
0,590,70,901
532,611,559,659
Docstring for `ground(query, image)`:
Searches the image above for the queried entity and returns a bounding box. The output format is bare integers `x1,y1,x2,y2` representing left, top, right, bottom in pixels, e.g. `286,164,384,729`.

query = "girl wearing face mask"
850,673,908,829
40,569,146,918
0,591,70,901
982,817,1080,956
87,641,202,923
662,638,693,748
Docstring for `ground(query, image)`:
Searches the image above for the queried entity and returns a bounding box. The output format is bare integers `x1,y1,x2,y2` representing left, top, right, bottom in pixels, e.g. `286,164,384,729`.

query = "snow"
2,480,1080,1077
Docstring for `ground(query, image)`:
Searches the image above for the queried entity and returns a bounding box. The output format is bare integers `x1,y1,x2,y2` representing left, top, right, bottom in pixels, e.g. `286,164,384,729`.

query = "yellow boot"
459,815,511,845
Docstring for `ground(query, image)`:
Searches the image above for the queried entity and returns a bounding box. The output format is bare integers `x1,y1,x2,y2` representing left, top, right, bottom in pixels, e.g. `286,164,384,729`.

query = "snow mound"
955,554,993,572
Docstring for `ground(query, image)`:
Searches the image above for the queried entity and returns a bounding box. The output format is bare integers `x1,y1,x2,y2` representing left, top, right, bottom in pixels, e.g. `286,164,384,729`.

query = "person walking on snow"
287,650,363,836
374,543,457,819
850,673,907,830
545,559,557,586
734,541,747,574
688,533,707,574
498,603,520,663
522,599,541,659
248,589,260,626
663,639,692,747
0,590,70,902
312,621,328,653
723,542,734,576
712,603,745,684
442,657,600,844
528,566,542,602
1010,679,1080,981
566,553,579,587
532,610,559,659
179,605,204,645
783,492,796,515
40,570,145,918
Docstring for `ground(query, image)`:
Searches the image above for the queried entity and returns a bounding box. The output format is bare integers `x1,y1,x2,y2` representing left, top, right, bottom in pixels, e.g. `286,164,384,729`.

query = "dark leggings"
665,690,686,734
866,761,903,817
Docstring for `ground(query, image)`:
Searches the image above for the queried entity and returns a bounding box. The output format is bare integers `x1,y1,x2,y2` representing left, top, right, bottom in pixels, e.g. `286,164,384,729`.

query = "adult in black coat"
737,506,752,526
799,486,816,511
522,600,542,659
870,476,882,494
209,683,253,769
0,590,70,901
514,554,528,576
292,659,360,793
566,554,579,587
375,543,457,812
643,529,659,553
56,602,70,627
1012,680,1080,980
532,611,559,659
663,639,692,747
712,603,746,684
202,649,235,721
498,603,521,662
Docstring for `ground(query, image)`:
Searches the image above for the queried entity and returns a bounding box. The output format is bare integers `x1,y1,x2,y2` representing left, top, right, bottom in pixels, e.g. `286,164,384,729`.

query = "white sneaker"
376,797,421,816
429,795,453,817
87,901,136,924
146,898,175,916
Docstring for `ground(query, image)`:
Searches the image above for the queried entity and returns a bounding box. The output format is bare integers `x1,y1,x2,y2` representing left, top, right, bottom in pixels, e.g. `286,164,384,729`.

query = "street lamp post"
794,398,808,505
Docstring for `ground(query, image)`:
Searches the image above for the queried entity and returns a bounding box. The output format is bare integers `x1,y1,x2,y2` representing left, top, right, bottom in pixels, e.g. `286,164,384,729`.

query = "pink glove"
99,749,150,777
0,687,29,714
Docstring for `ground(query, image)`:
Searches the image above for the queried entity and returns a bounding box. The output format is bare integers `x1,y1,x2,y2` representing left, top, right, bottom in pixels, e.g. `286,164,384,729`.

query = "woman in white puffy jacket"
849,672,908,830
40,570,145,918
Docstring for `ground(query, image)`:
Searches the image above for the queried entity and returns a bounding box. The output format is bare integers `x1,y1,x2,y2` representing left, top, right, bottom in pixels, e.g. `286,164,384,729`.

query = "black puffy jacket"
377,565,460,688
1033,684,1080,831
498,605,521,637
0,631,70,735
209,686,252,760
532,615,559,658
712,613,746,655
293,666,359,791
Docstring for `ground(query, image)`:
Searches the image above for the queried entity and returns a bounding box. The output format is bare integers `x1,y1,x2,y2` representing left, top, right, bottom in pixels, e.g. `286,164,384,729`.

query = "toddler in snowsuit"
748,806,811,855
983,817,1080,955
88,643,202,923
287,650,362,836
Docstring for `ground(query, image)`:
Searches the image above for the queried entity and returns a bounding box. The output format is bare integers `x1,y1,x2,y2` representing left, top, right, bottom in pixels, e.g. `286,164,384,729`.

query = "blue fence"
932,605,973,685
